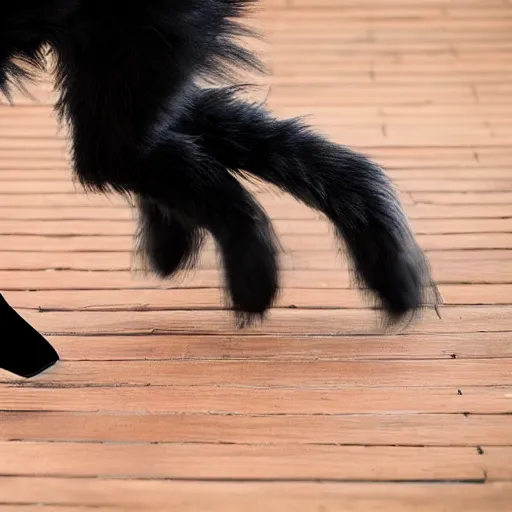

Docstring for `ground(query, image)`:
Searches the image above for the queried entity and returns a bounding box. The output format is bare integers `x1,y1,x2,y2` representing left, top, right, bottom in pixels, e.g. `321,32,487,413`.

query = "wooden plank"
2,202,512,220
31,331,512,361
2,232,512,252
0,249,510,272
0,480,510,512
0,441,498,481
5,283,512,311
8,305,512,337
291,1,507,7
1,411,511,446
3,356,511,388
0,386,509,414
0,260,512,289
1,217,512,235
0,507,118,512
412,192,512,204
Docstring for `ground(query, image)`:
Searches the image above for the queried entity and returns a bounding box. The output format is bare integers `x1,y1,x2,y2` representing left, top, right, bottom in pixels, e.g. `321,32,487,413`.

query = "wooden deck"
1,0,512,510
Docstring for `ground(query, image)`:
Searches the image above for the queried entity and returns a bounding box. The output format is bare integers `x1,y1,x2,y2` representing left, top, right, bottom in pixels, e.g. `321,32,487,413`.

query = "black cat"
0,1,439,377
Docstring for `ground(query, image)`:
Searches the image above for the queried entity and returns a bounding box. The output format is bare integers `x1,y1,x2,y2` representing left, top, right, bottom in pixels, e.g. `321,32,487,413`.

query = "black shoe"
0,294,59,378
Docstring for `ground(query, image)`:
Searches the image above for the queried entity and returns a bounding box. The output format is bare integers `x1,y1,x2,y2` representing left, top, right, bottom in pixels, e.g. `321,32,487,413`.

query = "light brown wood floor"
1,0,512,510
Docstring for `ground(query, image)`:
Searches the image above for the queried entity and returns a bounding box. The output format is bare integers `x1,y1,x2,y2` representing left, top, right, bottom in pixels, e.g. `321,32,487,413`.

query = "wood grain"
0,481,511,512
1,0,511,510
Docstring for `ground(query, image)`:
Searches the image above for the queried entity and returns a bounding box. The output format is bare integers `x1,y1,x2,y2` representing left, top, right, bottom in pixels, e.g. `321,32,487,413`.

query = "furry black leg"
135,196,205,278
0,294,59,378
0,0,439,329
180,87,439,322
135,132,280,325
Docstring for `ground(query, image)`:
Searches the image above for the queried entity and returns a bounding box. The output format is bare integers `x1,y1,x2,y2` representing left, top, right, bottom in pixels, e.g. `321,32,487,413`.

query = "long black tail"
178,86,439,322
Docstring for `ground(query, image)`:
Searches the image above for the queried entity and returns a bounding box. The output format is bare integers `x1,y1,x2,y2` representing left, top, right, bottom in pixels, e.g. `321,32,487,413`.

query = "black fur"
0,0,440,326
